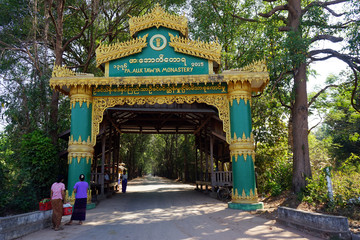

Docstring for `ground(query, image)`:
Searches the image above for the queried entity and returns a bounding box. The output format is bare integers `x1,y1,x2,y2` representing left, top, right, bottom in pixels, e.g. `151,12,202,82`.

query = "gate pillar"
67,85,93,203
227,81,263,210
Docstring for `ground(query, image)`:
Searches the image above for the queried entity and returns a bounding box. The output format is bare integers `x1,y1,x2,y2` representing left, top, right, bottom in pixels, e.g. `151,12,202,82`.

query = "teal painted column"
67,85,94,204
227,81,263,211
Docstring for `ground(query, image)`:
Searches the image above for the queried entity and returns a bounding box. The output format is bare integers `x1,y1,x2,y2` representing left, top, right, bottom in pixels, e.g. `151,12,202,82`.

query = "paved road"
20,176,320,240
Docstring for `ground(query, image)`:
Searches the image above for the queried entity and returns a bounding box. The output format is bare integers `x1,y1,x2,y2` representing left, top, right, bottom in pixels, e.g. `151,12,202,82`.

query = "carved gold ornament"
65,190,75,204
229,132,255,162
52,65,76,78
68,135,94,164
227,81,252,106
65,189,92,204
50,73,268,93
92,94,230,145
70,85,93,109
95,34,148,68
87,189,92,204
169,33,222,64
232,188,259,203
241,59,267,72
128,4,188,37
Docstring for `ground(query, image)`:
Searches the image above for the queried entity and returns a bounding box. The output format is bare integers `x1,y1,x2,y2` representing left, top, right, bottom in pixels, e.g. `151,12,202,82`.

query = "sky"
307,41,348,130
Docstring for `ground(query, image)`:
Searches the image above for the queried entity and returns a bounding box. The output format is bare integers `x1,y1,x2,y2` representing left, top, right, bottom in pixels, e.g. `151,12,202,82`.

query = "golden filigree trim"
70,85,93,109
225,59,267,73
223,71,269,93
229,132,255,162
68,135,91,145
50,73,269,92
128,4,188,37
228,95,251,106
68,135,94,164
232,188,258,203
95,34,148,67
227,80,252,106
70,95,92,109
230,150,255,162
169,33,222,64
92,94,230,145
52,65,76,78
87,189,92,204
231,132,254,144
65,190,75,204
241,59,267,72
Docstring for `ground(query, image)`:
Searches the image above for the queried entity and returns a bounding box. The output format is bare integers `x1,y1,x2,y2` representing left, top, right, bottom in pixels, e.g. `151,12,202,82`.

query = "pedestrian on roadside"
122,170,128,193
66,174,88,225
51,175,65,231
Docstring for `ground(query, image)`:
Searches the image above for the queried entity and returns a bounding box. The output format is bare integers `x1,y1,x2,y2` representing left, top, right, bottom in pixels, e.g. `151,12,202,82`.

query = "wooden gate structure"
50,5,269,211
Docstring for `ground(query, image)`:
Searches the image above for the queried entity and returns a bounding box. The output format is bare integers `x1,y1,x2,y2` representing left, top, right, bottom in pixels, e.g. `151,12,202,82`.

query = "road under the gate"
20,176,320,240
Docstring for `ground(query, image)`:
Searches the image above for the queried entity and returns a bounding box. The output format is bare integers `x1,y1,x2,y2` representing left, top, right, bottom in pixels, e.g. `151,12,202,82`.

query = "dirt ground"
253,191,360,234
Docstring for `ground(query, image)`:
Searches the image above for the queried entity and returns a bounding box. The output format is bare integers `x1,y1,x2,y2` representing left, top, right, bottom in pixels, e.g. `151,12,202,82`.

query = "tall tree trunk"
291,63,312,193
49,0,65,145
288,0,312,193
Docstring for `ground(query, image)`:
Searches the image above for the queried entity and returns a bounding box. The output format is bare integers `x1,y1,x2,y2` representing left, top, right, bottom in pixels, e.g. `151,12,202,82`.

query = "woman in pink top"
51,175,65,231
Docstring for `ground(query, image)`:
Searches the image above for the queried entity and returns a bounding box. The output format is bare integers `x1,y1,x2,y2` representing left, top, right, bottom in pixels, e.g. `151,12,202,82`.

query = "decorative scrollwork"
232,188,259,203
168,33,222,64
229,132,255,162
95,34,148,67
68,135,94,164
241,59,267,72
52,65,76,78
92,94,230,145
128,4,188,37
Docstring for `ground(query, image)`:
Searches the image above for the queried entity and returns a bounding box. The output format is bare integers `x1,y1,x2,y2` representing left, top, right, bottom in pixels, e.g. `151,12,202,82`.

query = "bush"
302,169,329,205
257,158,292,197
332,159,360,205
0,130,61,216
302,162,360,211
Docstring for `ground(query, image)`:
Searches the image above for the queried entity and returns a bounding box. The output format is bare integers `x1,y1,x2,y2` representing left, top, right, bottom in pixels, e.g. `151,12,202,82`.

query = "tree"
195,0,360,192
257,0,360,192
321,71,360,166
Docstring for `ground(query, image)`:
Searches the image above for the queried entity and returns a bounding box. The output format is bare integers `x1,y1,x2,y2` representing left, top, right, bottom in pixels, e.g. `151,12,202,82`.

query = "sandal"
65,222,72,225
79,221,83,225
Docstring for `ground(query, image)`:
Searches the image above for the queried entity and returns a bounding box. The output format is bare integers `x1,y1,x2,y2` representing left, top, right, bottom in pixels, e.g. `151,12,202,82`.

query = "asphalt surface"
19,176,320,240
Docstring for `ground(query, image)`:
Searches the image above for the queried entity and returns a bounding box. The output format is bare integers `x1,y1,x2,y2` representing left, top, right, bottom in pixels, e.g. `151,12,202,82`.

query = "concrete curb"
277,206,352,240
0,210,52,240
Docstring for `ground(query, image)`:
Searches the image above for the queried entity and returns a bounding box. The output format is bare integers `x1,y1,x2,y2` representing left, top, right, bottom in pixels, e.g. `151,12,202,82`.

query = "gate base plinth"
86,203,96,210
228,202,264,211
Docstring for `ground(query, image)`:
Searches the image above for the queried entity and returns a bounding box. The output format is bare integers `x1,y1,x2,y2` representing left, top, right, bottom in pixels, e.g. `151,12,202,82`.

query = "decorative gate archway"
50,4,269,211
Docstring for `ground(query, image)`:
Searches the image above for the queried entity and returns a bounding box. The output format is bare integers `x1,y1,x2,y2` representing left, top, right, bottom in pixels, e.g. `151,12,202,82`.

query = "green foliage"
252,92,292,196
19,130,58,198
321,76,360,166
302,170,329,205
143,134,195,180
189,0,266,70
0,131,59,216
119,134,151,178
283,31,310,68
332,159,360,204
260,159,292,196
308,133,333,170
301,161,360,212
